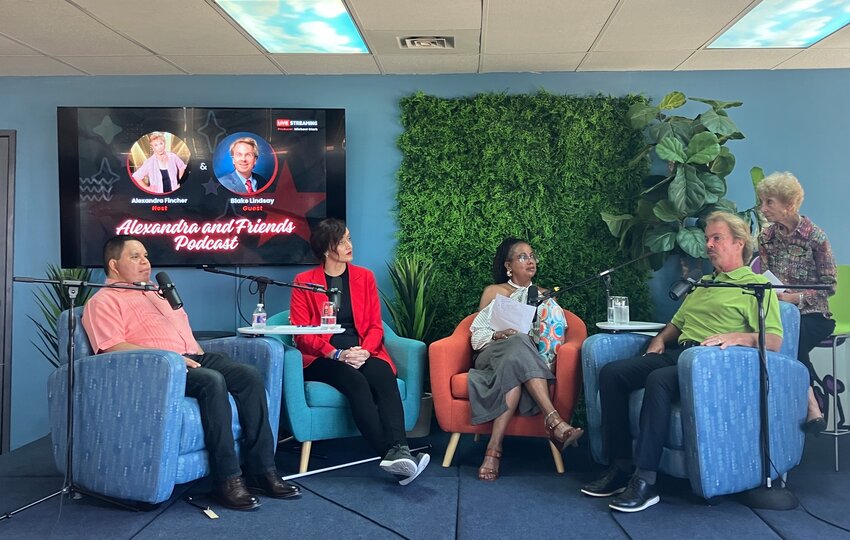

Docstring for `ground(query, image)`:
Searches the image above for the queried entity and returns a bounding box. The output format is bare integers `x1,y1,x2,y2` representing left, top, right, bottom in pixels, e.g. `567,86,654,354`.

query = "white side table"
238,325,345,336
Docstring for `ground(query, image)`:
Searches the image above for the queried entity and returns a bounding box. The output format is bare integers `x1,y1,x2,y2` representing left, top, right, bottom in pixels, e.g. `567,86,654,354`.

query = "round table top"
596,321,666,332
237,324,345,335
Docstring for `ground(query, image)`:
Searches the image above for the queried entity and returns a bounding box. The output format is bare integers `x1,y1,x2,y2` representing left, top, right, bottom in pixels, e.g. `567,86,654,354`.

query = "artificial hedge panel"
396,91,652,340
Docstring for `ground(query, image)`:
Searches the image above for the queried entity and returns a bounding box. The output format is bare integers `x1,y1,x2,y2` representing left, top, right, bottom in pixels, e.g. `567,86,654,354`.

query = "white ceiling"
1,0,850,77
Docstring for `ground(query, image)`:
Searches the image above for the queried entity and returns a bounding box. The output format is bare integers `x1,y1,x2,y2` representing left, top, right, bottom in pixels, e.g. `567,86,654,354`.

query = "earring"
507,269,512,277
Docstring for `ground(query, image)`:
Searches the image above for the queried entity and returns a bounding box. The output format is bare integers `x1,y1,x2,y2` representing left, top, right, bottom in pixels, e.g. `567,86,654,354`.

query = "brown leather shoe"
215,477,261,510
246,472,301,499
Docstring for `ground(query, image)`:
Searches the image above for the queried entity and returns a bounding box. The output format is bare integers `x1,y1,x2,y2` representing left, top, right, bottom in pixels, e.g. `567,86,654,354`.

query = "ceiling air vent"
399,36,455,49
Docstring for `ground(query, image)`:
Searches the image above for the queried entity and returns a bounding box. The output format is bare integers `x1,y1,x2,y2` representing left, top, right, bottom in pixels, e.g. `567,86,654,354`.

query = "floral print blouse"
758,215,836,317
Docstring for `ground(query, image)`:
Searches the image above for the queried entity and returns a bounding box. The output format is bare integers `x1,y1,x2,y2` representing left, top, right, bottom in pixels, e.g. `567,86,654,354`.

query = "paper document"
762,270,785,293
490,294,536,333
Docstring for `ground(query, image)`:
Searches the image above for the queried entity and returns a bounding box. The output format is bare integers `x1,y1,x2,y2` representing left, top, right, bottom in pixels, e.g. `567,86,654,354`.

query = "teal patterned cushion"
535,299,567,367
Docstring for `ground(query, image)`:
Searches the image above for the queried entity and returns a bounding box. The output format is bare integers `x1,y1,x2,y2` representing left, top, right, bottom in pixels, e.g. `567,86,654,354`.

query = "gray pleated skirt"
468,334,555,425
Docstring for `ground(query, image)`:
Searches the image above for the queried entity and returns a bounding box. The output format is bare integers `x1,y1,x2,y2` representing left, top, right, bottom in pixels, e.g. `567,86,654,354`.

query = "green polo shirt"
671,266,783,344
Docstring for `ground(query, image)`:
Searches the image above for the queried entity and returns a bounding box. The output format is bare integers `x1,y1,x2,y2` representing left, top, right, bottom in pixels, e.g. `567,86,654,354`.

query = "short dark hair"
310,218,347,261
102,235,141,273
492,237,526,283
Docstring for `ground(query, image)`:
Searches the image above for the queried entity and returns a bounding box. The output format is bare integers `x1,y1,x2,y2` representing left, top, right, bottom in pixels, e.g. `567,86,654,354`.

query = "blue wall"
3,70,849,449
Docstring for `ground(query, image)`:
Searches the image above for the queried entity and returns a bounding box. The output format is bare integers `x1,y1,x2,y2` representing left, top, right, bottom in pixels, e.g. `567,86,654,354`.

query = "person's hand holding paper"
490,294,536,334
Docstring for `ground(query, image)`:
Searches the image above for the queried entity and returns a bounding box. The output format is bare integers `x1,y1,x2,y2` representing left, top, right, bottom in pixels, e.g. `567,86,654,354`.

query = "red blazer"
290,264,394,372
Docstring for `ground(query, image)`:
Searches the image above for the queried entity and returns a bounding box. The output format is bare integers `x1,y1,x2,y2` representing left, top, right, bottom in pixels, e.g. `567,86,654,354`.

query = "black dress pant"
798,313,836,385
598,347,688,471
185,352,276,481
304,357,407,456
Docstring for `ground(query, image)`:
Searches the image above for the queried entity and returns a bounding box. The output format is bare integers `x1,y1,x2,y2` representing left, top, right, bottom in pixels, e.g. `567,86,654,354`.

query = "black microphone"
155,272,183,310
668,278,697,301
328,287,341,309
527,285,539,306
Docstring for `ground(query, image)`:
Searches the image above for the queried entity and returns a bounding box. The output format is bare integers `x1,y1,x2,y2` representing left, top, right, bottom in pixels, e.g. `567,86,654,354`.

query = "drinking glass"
321,301,337,327
611,296,629,324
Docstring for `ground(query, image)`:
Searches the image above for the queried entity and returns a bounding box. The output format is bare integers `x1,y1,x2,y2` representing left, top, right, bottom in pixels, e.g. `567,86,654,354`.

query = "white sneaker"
379,444,417,476
398,453,430,486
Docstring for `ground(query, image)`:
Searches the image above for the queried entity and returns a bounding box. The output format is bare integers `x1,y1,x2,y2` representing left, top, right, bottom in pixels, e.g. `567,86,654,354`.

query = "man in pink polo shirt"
82,235,300,510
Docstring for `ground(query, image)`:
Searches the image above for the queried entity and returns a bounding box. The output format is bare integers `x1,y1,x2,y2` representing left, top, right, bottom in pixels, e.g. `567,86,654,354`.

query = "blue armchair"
47,307,291,504
266,310,426,472
581,301,808,499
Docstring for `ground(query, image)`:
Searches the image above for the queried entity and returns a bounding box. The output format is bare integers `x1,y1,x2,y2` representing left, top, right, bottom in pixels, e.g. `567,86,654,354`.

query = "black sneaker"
581,465,630,497
379,444,417,476
609,475,660,513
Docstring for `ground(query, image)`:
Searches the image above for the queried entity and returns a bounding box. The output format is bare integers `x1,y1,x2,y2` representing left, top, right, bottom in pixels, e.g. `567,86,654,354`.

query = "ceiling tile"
164,55,282,75
378,54,479,74
481,53,584,73
594,0,752,51
0,0,148,56
484,0,617,54
349,0,481,30
678,49,800,70
59,56,185,76
73,0,262,55
812,24,850,49
0,34,38,55
579,50,692,71
271,54,380,74
0,56,84,76
776,49,850,70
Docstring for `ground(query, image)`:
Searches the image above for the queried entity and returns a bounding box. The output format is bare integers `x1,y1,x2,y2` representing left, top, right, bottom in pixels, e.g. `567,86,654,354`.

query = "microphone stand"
200,266,337,308
1,277,157,520
688,279,830,510
532,253,649,307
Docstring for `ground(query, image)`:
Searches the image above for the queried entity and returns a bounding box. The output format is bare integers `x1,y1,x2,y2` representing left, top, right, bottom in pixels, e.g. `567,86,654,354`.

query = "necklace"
507,279,532,289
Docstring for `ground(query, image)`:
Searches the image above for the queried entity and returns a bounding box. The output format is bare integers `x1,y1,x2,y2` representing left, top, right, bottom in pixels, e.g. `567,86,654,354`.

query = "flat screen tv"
58,107,345,267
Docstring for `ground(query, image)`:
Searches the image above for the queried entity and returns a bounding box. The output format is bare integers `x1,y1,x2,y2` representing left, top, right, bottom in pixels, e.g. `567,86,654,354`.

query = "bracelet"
333,349,342,360
799,293,804,305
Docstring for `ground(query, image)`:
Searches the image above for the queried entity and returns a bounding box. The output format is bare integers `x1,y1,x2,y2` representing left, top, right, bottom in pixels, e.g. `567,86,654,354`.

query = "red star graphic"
259,160,326,245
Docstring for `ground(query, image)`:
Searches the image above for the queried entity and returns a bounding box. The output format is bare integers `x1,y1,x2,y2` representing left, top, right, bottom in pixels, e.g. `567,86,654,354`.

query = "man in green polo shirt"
581,211,783,513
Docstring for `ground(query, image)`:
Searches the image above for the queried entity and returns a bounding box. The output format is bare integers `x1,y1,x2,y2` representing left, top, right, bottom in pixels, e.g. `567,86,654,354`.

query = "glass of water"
611,296,629,324
321,301,337,327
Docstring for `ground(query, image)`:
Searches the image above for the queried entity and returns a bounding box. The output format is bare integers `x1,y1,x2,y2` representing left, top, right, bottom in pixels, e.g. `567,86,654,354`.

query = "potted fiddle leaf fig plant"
28,264,94,368
380,255,438,437
602,91,746,274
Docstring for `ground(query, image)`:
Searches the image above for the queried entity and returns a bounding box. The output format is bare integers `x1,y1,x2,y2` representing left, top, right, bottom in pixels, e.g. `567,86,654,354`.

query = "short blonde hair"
705,211,754,263
756,171,805,213
148,131,166,144
229,137,259,158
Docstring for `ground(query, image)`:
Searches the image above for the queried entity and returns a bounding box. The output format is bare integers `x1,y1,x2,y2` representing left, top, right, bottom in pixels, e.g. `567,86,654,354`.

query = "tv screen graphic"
58,107,346,267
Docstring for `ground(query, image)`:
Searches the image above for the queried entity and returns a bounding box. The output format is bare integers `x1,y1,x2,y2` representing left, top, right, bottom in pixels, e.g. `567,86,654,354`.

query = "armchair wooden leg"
549,441,565,474
442,433,461,467
299,441,313,473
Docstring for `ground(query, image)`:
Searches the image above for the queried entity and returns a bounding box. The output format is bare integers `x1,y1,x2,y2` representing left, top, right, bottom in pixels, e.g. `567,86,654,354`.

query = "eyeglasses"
510,253,539,264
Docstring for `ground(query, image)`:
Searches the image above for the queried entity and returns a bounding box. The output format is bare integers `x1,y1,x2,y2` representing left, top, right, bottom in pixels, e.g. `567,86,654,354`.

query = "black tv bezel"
57,106,346,268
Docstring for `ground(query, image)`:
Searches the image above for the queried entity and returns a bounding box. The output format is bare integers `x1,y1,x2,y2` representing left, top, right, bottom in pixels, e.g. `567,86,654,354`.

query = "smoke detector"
399,36,455,49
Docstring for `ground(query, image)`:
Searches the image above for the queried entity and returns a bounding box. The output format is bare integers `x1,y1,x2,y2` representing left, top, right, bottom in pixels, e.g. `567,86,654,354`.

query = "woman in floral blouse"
758,171,837,433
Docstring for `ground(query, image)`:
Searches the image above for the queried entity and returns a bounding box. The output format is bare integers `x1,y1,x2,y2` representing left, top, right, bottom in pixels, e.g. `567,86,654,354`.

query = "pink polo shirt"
82,278,200,355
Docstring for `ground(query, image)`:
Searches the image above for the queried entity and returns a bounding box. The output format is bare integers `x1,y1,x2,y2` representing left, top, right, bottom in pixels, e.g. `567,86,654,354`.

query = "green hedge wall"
396,91,652,340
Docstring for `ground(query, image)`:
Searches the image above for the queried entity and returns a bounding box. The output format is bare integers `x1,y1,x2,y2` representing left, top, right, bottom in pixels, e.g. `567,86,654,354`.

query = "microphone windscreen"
668,279,694,301
527,285,539,306
155,272,184,310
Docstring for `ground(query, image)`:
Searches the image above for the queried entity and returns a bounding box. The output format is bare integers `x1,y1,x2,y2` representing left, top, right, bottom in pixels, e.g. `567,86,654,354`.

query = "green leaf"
689,97,743,110
648,122,672,144
627,102,659,129
656,136,687,163
601,212,633,237
699,109,739,136
669,117,695,141
646,226,677,253
658,91,687,110
677,227,707,258
750,166,765,188
685,131,720,164
653,200,684,222
698,172,726,204
669,165,706,214
709,146,736,176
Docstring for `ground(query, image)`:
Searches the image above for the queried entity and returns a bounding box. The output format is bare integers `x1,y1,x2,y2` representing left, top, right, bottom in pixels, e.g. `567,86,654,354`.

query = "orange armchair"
429,310,587,472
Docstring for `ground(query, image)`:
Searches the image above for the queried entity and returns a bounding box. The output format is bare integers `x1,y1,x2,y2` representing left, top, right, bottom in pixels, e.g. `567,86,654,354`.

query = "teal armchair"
266,310,426,472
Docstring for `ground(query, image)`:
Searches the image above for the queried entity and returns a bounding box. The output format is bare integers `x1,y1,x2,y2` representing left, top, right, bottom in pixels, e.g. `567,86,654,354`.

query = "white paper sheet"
490,294,536,333
762,270,785,293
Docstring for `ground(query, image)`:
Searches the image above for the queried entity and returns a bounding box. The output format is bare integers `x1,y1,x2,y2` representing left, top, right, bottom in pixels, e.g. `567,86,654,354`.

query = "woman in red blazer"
290,218,429,485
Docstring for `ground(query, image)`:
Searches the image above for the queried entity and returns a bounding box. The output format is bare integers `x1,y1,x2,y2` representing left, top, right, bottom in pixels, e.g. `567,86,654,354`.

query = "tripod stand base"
738,485,799,510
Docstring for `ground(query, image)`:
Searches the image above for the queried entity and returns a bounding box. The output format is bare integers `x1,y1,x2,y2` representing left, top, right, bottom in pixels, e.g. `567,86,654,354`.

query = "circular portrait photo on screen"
213,133,277,196
127,131,191,195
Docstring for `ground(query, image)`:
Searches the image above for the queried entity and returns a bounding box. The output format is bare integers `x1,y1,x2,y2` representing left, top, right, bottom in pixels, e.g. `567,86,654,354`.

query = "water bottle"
252,303,267,329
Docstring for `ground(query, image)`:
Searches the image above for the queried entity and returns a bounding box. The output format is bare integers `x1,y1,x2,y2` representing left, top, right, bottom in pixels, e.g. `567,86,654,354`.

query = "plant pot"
406,392,433,438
